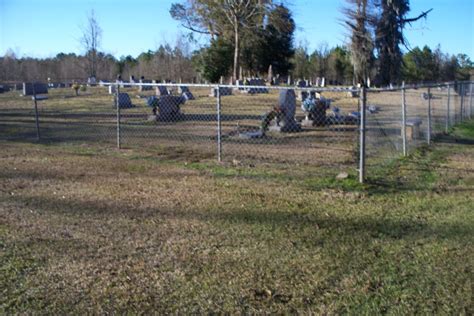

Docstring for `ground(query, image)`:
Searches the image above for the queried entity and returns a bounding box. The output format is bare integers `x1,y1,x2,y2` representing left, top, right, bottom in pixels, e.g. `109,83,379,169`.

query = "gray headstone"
269,89,301,132
87,77,97,86
108,85,116,94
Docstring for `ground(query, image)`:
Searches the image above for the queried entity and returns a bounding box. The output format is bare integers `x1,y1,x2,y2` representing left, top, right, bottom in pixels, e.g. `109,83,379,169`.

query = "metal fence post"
401,83,407,156
470,81,473,119
446,84,451,133
460,83,464,122
359,86,367,184
32,84,41,141
116,84,121,149
427,87,432,145
216,85,222,162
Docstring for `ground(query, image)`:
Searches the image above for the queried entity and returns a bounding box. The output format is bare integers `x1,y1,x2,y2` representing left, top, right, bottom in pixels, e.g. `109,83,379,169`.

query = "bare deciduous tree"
80,10,102,79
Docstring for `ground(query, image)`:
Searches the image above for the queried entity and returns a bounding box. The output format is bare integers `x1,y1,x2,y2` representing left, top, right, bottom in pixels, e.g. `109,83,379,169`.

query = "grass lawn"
0,114,472,313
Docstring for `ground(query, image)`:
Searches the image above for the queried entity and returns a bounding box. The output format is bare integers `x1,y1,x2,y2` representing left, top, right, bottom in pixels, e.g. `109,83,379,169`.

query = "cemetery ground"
1,94,473,314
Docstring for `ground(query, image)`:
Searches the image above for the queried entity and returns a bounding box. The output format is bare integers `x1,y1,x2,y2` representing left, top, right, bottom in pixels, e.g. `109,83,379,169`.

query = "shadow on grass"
2,193,471,242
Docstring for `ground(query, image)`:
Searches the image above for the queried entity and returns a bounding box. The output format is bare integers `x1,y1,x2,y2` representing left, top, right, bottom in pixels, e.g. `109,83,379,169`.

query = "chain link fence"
364,81,472,181
0,80,472,182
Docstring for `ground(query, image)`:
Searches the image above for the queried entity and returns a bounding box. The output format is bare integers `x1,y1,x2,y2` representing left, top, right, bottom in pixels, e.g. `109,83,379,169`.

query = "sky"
0,0,473,59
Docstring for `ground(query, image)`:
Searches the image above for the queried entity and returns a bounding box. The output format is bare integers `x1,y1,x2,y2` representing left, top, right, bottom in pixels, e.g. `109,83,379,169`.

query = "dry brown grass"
1,119,473,313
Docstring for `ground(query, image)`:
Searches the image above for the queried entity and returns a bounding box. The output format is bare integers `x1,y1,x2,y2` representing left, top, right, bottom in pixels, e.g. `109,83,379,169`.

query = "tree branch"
402,8,433,25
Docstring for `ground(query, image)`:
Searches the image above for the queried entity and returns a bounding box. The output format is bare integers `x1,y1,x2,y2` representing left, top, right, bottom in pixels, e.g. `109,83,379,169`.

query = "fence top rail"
103,81,361,92
102,80,472,93
367,81,473,92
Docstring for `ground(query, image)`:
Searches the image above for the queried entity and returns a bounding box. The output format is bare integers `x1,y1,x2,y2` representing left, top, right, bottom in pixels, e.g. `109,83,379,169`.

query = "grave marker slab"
268,89,301,132
114,93,134,108
22,83,48,96
156,86,170,96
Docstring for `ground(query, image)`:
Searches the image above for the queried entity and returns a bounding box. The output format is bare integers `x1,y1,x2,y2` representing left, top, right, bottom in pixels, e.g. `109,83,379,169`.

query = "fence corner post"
469,81,473,119
216,85,222,162
116,84,121,149
401,82,407,156
427,87,432,145
359,86,367,184
446,83,451,133
32,84,41,142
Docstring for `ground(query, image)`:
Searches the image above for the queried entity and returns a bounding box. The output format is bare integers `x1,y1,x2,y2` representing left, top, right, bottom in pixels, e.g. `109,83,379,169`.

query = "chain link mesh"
0,81,472,182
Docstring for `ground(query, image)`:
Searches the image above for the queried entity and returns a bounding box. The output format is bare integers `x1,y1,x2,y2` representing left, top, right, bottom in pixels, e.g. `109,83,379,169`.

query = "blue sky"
0,0,472,59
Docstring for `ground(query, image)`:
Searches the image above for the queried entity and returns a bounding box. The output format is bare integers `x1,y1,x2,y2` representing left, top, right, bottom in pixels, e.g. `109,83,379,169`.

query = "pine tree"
374,0,432,85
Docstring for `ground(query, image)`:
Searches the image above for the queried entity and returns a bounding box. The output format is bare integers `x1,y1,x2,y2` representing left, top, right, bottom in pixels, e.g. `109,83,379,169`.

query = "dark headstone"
114,93,134,108
156,86,169,96
22,82,48,96
0,85,4,93
156,95,185,121
182,91,195,100
210,87,232,97
296,80,306,88
139,79,152,91
178,86,190,94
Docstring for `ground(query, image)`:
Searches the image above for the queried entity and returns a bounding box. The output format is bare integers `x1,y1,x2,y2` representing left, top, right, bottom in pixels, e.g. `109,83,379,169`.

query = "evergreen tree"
374,0,432,85
343,0,375,85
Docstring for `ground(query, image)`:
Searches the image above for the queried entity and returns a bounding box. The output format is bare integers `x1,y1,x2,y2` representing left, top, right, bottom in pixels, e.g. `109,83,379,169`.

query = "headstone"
268,89,301,132
301,95,329,126
405,118,423,140
22,82,48,96
347,87,359,98
0,85,5,94
178,86,194,100
321,77,326,87
287,75,292,86
315,77,321,87
108,85,116,94
156,95,185,121
178,86,190,94
296,80,306,88
156,86,169,96
114,93,134,108
236,79,245,91
210,87,232,97
267,64,273,84
182,91,194,101
297,89,319,101
139,79,152,91
87,76,97,86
